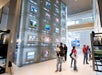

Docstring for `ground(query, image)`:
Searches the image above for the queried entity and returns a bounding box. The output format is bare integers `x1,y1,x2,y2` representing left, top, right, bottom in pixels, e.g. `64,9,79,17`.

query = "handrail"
67,17,94,26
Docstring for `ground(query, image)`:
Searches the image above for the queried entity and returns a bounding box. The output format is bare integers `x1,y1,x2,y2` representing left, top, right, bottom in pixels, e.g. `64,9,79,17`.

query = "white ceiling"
62,0,92,15
0,0,92,16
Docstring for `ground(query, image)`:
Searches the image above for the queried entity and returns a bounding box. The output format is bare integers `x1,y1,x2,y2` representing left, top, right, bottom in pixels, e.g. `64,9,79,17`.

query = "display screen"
55,17,59,23
55,28,59,33
71,40,80,47
41,36,51,43
43,12,51,23
27,35,38,44
62,4,66,11
27,51,35,60
46,1,51,8
29,20,38,29
44,36,51,43
45,12,50,19
55,0,59,4
31,5,38,13
55,7,59,14
43,50,49,58
45,24,51,30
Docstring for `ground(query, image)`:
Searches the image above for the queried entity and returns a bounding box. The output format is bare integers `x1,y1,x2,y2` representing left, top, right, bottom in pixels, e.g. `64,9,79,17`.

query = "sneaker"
59,69,62,72
55,70,58,72
59,70,62,72
74,69,78,71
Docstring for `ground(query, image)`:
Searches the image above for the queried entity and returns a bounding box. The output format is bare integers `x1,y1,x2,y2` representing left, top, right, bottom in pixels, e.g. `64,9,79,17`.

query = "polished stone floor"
1,54,96,75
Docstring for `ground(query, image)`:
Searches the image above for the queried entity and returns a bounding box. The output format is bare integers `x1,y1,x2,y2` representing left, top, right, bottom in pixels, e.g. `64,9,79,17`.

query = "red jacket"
72,49,77,55
82,47,87,54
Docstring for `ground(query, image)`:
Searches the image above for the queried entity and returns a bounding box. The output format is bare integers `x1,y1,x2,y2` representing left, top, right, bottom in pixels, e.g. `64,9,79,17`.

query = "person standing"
70,46,78,71
63,44,68,61
59,42,64,72
70,47,74,68
87,45,91,61
55,44,62,72
82,45,89,64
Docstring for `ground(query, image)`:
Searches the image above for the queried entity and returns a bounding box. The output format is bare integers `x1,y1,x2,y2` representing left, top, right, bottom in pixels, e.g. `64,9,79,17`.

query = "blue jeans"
83,53,88,64
73,59,77,70
56,56,63,71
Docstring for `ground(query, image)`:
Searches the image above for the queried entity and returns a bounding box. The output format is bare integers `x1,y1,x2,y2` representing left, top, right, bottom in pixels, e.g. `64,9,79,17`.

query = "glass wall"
15,0,67,66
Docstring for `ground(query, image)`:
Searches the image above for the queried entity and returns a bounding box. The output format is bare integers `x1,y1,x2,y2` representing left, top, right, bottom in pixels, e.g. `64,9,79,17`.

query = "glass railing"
67,17,94,26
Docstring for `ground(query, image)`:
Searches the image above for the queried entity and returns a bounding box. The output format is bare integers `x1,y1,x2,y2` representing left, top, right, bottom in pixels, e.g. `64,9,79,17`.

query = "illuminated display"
27,51,35,60
27,35,38,44
46,1,51,8
45,24,51,30
55,7,59,14
43,50,49,57
55,28,59,33
31,5,38,13
29,20,38,29
44,36,51,43
41,35,51,43
45,12,50,19
55,17,59,23
56,0,59,4
62,4,66,11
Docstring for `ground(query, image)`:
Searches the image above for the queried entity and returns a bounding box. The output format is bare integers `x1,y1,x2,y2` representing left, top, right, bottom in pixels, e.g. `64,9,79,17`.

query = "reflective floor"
1,54,96,75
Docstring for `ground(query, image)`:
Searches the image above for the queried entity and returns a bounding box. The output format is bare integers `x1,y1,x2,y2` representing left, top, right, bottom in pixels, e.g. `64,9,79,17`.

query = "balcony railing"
67,17,94,26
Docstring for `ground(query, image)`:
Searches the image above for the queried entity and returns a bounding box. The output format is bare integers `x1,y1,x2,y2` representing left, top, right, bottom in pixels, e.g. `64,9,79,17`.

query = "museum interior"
0,0,102,75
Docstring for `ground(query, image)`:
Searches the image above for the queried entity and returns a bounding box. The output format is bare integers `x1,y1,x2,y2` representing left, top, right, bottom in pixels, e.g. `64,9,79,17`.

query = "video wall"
60,2,67,43
15,0,67,66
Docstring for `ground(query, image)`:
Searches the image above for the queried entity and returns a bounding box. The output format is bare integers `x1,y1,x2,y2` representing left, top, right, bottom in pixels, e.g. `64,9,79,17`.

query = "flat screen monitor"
44,36,51,43
55,17,59,23
55,0,59,4
29,20,38,29
55,7,59,14
46,1,51,8
61,4,66,11
45,24,51,31
41,35,51,43
55,28,59,33
42,50,49,58
26,51,35,60
31,5,38,13
45,12,50,19
27,35,38,44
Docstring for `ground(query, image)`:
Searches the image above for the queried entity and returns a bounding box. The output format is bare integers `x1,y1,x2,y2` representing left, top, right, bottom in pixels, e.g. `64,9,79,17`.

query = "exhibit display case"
91,32,102,72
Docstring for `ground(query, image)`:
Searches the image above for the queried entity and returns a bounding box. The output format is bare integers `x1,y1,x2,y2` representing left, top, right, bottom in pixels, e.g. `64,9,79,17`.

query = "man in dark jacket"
64,44,68,61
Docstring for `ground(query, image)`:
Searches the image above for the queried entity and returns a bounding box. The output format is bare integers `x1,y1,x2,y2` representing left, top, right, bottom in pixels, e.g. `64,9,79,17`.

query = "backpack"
69,52,72,57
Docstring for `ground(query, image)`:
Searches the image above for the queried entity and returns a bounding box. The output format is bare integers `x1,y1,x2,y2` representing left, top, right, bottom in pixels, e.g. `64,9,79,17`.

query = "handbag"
71,53,77,60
